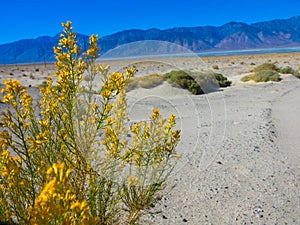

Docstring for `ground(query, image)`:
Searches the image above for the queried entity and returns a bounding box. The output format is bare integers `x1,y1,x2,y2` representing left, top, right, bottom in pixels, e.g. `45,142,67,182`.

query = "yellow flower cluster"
29,163,98,225
0,130,12,150
39,77,59,118
27,130,50,153
0,150,22,188
127,176,139,186
101,68,135,99
0,149,29,222
53,21,87,103
122,108,181,166
85,34,100,59
102,90,129,158
1,79,33,128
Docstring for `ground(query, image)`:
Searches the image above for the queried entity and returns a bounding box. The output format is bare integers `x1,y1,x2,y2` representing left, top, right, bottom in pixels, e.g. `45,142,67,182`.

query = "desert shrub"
279,66,294,74
139,73,164,88
212,64,219,70
164,70,203,94
240,74,255,82
210,71,232,87
190,71,232,92
164,70,231,94
278,66,300,78
0,21,181,225
126,73,164,91
254,70,281,82
125,79,138,92
241,70,281,82
242,62,283,83
253,63,278,73
246,62,300,81
294,72,300,79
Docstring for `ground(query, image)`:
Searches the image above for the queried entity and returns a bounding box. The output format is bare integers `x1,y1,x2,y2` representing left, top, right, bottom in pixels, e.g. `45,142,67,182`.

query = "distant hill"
0,34,89,64
1,16,300,64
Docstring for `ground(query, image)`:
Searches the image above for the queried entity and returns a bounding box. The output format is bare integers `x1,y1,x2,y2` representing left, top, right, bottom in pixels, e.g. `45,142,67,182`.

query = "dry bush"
138,74,164,88
126,73,164,91
212,64,219,70
0,21,181,225
241,70,281,82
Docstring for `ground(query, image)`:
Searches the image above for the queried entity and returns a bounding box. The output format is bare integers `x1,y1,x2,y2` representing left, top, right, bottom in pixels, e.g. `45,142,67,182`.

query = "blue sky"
0,0,300,44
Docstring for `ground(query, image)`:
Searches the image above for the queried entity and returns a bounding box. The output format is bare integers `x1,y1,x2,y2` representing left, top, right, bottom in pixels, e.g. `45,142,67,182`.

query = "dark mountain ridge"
1,16,300,64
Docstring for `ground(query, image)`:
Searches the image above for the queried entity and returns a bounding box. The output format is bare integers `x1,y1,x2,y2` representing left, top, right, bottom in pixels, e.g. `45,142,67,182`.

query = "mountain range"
1,16,300,64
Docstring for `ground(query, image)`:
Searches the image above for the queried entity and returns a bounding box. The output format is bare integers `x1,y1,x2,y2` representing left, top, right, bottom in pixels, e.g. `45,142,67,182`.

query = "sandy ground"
1,53,300,224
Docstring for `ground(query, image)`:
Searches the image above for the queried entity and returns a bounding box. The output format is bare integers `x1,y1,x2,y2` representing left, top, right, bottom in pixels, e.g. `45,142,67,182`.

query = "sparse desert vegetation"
125,69,232,95
126,73,165,91
164,70,204,94
241,62,300,82
278,65,300,78
241,70,281,82
166,70,231,92
253,62,278,72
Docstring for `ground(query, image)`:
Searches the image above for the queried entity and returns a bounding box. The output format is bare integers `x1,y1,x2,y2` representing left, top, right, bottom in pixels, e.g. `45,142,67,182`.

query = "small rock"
162,215,167,219
253,146,260,151
257,213,263,218
182,218,188,222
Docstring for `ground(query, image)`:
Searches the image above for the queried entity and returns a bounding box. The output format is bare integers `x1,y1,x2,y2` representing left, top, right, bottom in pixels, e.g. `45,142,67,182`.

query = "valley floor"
1,52,300,224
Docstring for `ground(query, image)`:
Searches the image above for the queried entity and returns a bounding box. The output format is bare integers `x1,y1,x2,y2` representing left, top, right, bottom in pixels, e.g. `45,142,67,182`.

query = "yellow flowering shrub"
29,163,98,225
0,21,181,225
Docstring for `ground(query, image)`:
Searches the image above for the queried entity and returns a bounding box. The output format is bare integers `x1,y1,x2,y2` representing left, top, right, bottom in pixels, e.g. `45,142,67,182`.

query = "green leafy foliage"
210,71,232,87
164,70,231,95
163,70,204,95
